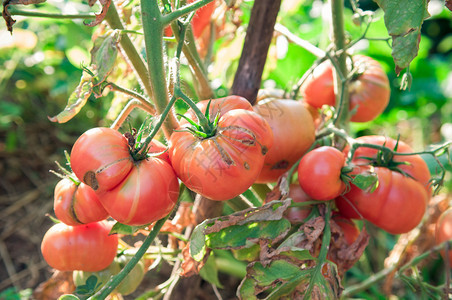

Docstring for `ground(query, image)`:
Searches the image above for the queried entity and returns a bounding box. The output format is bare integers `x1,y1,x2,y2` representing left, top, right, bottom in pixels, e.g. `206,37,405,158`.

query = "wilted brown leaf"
297,216,325,254
446,0,452,11
33,270,75,300
2,0,46,32
180,242,210,277
84,0,111,27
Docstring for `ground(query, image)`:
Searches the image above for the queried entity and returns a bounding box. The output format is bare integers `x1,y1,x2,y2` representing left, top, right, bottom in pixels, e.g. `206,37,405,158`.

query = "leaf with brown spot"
2,0,46,33
180,242,210,277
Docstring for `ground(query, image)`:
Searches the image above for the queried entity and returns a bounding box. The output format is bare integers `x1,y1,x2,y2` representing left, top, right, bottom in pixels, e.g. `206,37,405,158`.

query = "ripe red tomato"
301,55,390,122
301,60,336,109
335,165,428,234
348,55,390,122
71,127,133,193
41,221,118,272
169,96,273,201
285,184,313,223
436,208,452,267
253,99,315,183
53,178,109,226
99,157,179,226
332,213,360,245
350,135,431,194
298,146,346,201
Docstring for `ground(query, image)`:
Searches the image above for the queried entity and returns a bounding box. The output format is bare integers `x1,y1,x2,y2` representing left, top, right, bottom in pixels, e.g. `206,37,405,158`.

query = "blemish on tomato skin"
271,160,289,170
83,171,99,191
244,162,250,170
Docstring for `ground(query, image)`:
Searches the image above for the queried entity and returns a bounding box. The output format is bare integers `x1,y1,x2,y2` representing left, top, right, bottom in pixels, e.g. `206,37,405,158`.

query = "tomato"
301,60,336,109
253,99,315,183
298,146,346,201
100,157,179,226
332,213,359,245
54,178,109,226
335,165,428,234
41,221,118,272
285,184,313,223
348,55,390,122
73,255,145,296
71,127,133,193
169,96,273,201
301,55,390,122
436,208,452,267
351,135,431,193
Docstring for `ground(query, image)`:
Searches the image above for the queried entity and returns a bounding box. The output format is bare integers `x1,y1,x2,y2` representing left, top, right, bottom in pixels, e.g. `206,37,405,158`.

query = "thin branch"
7,6,95,19
274,23,325,58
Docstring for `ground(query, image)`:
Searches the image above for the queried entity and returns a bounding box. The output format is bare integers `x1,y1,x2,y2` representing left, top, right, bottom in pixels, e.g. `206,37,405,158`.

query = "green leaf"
190,219,209,262
199,253,224,288
90,31,120,86
110,222,144,235
373,0,430,74
352,173,379,193
48,72,93,123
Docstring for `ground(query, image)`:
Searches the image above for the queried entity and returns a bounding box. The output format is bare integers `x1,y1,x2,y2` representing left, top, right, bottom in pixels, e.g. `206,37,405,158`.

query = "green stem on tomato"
89,213,175,300
140,0,178,139
7,6,95,19
107,82,155,113
161,0,215,25
110,100,156,131
329,0,349,129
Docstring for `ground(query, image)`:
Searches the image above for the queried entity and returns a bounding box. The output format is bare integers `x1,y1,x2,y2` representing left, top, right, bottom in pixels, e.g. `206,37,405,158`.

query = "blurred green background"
0,0,451,298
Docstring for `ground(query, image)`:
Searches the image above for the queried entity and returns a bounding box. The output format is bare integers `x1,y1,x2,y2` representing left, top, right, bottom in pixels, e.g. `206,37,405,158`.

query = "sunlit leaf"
374,0,430,74
48,73,93,123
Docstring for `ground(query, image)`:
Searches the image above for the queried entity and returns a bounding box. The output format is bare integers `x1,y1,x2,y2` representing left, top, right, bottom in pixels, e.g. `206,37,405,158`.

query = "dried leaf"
48,72,93,123
447,0,452,11
297,216,325,253
2,0,46,33
90,31,120,86
180,242,210,277
33,271,75,300
84,0,112,27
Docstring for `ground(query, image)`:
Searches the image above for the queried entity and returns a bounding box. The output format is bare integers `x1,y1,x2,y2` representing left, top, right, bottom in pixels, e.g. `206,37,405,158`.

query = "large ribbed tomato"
298,146,346,201
350,135,431,193
53,178,109,226
169,96,273,201
70,127,133,193
436,208,452,267
253,99,315,183
99,157,179,226
41,221,118,272
301,55,390,122
335,165,429,234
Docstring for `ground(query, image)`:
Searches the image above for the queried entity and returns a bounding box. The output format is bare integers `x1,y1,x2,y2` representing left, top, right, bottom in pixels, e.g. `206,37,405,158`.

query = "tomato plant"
298,146,346,201
41,221,118,272
53,178,109,226
301,60,336,108
435,208,452,267
70,127,133,193
253,99,315,183
169,96,273,201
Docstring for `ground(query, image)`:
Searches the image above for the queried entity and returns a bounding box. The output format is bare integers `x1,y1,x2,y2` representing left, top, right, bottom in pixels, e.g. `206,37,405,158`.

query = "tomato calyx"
177,100,220,139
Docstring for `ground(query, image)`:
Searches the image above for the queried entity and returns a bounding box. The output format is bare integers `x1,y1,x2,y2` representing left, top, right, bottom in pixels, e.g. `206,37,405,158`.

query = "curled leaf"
84,0,112,27
48,73,93,123
2,0,46,33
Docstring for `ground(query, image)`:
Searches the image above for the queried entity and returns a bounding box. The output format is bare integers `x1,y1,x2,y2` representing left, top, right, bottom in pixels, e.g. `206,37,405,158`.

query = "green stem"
89,215,173,300
251,184,272,202
107,82,155,113
140,0,178,138
110,99,155,131
161,0,214,25
7,6,95,19
329,0,349,128
226,196,254,211
178,92,213,132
